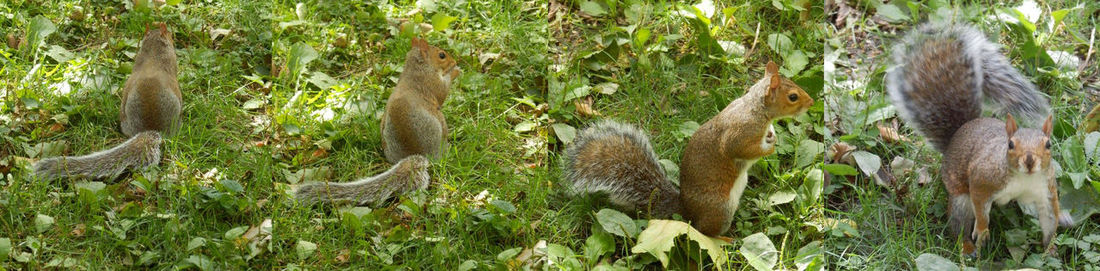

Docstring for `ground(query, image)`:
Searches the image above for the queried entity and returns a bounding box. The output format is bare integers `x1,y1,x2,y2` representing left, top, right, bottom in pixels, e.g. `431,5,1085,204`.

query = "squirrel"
564,61,814,238
294,37,459,206
886,22,1074,256
32,22,179,181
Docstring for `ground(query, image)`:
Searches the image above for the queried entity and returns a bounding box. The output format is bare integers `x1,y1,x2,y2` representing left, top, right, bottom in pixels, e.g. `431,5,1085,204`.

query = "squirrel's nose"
1023,155,1036,171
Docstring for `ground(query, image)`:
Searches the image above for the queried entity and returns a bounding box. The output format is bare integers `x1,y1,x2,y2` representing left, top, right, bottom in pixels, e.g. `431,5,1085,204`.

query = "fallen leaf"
71,223,86,237
574,96,601,117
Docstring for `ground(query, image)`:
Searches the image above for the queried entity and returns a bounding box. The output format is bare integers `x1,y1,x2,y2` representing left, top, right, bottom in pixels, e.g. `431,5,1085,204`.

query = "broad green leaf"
596,209,637,237
795,240,824,271
296,240,317,260
631,220,728,267
579,1,607,17
74,181,106,193
1084,132,1099,159
741,232,778,271
594,82,619,95
823,163,858,176
430,13,458,31
307,71,338,90
766,33,794,57
225,226,249,239
27,16,57,50
677,121,700,141
286,42,318,77
795,139,824,168
0,238,10,259
187,237,206,250
876,4,911,23
583,231,614,261
496,247,521,261
46,45,74,63
768,190,797,206
850,151,881,177
914,253,959,271
551,123,577,145
35,214,55,233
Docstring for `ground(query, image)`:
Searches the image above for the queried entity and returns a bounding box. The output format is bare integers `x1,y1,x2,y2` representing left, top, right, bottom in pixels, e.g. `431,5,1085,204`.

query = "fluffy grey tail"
562,120,681,218
294,155,431,207
32,131,162,181
948,194,976,243
887,23,1050,152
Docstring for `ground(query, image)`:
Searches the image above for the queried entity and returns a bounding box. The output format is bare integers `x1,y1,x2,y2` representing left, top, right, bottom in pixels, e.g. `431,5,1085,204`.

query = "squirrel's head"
761,61,813,119
1005,114,1054,175
141,22,174,48
406,37,461,87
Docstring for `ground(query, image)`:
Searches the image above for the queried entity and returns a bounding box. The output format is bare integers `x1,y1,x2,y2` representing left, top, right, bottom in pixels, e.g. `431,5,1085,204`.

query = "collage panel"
0,0,276,268
549,0,825,269
825,0,1100,269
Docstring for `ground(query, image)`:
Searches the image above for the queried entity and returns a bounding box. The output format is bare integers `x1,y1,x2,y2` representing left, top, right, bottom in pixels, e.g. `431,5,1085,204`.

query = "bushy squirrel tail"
562,120,681,218
887,23,1050,152
294,155,431,206
32,131,162,181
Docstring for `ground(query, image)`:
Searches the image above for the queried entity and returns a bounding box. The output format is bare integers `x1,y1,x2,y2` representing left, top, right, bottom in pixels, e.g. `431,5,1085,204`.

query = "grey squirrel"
564,61,814,238
294,38,459,206
886,22,1073,256
33,23,179,181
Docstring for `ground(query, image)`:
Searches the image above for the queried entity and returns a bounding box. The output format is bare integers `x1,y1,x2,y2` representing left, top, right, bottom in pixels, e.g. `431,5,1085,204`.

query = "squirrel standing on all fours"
563,61,814,239
294,37,461,207
32,23,180,181
886,22,1075,257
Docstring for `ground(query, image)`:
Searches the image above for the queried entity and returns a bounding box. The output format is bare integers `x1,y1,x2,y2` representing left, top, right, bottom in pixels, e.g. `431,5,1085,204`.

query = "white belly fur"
991,171,1049,207
726,158,758,218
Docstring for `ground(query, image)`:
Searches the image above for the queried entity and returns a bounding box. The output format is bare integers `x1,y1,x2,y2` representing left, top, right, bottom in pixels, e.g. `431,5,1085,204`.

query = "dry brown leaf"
877,120,909,144
574,96,601,117
916,167,932,185
71,223,86,237
335,249,351,263
828,142,855,163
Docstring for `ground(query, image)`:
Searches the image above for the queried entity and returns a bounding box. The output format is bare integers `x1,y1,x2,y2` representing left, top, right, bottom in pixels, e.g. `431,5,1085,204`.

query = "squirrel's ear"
1042,115,1053,135
158,23,168,38
766,61,778,75
144,23,151,35
1005,114,1019,136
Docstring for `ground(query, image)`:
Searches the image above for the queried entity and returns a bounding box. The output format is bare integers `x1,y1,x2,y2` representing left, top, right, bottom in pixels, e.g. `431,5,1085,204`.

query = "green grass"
0,0,828,269
824,1,1100,269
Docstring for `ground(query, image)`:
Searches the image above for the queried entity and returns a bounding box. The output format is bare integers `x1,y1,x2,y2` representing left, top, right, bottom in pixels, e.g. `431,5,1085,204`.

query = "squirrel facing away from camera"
886,23,1074,256
564,61,814,238
294,37,460,206
33,23,179,181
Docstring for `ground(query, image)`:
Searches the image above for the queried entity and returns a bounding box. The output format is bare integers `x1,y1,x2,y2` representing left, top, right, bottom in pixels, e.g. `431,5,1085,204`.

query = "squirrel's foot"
1059,210,1075,227
962,241,979,259
1046,243,1059,257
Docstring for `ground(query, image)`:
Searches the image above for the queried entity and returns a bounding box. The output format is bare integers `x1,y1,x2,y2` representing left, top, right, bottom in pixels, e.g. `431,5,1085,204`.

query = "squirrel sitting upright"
886,23,1073,256
33,23,179,181
294,37,460,206
564,61,814,238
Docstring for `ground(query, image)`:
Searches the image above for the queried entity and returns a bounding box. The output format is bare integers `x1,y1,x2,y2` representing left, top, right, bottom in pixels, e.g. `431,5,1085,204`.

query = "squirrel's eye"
787,93,798,102
1008,140,1015,149
438,52,446,59
1045,140,1051,149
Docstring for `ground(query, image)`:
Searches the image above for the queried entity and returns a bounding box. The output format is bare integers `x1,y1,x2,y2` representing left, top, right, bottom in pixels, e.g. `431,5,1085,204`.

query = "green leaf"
296,240,318,260
583,231,615,261
768,190,797,206
823,163,858,176
594,82,619,95
286,42,318,77
496,247,521,261
850,151,881,177
876,4,911,23
74,181,106,194
914,253,959,271
27,15,57,50
741,233,778,271
165,0,182,5
0,238,10,259
187,237,207,251
631,219,728,267
224,226,249,239
430,13,458,32
45,45,74,63
579,1,607,17
676,121,700,141
219,179,245,193
596,209,637,237
795,139,824,168
766,33,794,57
795,240,824,271
307,71,338,90
551,123,577,145
34,214,55,233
